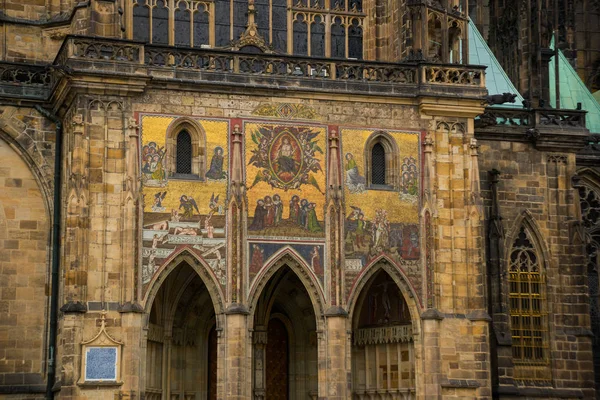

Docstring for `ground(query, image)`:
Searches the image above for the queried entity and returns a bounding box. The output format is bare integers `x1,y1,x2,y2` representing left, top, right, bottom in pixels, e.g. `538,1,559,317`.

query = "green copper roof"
593,90,600,104
468,20,524,108
549,40,600,133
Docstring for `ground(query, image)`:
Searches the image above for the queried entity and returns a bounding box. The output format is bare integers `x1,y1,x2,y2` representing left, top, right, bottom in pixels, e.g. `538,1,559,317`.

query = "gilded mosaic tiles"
341,129,421,290
140,115,228,294
252,103,319,120
244,122,327,239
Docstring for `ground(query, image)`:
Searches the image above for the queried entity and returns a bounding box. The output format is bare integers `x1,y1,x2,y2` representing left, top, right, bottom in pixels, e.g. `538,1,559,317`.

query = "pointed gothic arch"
0,128,52,219
249,250,322,399
143,249,225,320
143,250,223,400
347,258,420,398
248,250,326,325
347,256,422,326
503,210,551,270
503,210,552,382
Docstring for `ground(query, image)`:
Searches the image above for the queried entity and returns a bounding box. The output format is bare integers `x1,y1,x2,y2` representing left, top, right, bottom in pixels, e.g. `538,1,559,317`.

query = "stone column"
55,312,85,399
119,311,145,397
224,310,249,400
252,326,267,400
324,310,349,400
421,309,443,399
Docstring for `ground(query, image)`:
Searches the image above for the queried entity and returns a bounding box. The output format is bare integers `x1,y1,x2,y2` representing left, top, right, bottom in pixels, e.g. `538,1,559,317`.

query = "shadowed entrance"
253,265,318,400
351,269,415,399
145,262,217,400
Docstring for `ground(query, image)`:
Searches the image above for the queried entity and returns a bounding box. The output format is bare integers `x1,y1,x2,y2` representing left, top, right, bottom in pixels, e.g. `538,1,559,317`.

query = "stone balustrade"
0,35,489,102
0,62,56,101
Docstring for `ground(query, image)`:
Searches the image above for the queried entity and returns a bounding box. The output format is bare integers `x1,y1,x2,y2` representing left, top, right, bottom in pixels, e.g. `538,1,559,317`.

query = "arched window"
371,143,386,185
364,132,400,190
176,130,193,174
166,118,207,179
508,226,550,381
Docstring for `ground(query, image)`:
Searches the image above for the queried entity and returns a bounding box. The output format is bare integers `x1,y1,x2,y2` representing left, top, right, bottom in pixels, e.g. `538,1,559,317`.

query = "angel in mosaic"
179,195,200,219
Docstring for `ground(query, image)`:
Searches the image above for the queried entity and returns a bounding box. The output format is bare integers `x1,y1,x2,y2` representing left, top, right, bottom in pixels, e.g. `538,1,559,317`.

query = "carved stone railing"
50,35,486,95
143,43,418,82
475,106,590,151
353,388,416,400
0,62,56,100
145,389,162,400
536,109,586,127
422,64,485,86
475,107,587,130
576,134,600,167
354,324,413,346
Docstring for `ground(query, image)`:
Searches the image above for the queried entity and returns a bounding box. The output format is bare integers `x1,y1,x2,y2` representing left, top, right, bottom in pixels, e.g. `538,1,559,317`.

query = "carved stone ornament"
229,0,274,53
78,312,124,386
353,324,413,345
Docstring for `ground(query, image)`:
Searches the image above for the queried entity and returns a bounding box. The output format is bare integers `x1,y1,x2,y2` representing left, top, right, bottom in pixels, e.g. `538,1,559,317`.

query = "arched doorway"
252,265,319,399
351,269,415,399
145,262,218,400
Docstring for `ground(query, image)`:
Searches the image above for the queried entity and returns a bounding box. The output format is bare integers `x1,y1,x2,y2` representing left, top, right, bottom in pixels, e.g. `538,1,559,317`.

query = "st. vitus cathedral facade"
0,0,599,398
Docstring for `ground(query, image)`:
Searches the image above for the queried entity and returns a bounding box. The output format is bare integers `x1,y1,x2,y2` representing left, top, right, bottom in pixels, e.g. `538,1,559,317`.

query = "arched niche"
349,268,417,398
143,260,221,400
249,253,323,400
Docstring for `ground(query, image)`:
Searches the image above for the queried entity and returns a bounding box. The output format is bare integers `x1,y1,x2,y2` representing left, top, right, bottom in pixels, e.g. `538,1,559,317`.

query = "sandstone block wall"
0,136,50,397
478,138,595,398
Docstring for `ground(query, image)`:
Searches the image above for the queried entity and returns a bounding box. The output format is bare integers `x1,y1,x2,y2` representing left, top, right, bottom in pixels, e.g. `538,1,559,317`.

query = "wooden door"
266,318,289,400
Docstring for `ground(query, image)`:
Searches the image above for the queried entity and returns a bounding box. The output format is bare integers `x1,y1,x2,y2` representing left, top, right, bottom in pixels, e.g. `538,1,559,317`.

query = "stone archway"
144,261,219,400
252,264,320,400
350,268,416,399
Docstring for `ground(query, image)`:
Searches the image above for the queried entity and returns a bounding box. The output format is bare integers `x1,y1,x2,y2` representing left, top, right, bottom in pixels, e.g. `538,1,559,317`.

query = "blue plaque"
85,347,117,381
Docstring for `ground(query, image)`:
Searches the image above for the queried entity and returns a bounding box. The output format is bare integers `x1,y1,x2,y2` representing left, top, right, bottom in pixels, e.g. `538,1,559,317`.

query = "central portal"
253,265,318,399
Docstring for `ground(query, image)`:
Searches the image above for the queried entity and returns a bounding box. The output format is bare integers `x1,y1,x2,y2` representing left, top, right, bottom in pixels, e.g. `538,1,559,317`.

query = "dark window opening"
193,4,210,47
174,2,191,47
152,0,169,44
311,17,325,57
133,0,150,43
176,130,193,174
331,17,345,58
371,143,386,185
348,19,363,59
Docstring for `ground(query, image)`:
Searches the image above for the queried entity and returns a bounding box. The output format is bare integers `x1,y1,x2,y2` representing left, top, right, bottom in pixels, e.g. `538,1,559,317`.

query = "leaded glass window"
176,130,192,174
508,227,548,368
371,143,386,185
130,0,364,58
